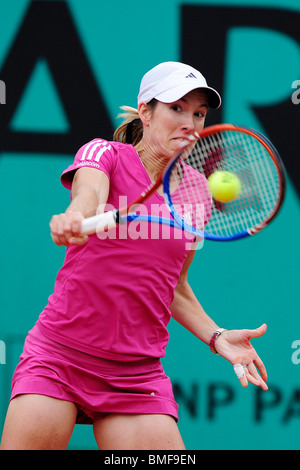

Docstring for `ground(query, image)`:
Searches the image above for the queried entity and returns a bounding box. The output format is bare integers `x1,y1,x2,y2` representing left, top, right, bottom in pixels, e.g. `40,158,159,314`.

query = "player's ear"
138,102,152,127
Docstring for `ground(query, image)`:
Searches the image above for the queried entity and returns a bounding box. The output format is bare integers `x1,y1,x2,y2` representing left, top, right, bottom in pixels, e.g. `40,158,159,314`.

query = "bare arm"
50,167,109,246
170,250,219,345
171,249,268,390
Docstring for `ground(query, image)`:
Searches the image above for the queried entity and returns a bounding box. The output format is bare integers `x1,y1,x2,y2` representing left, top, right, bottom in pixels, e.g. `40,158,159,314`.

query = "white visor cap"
138,62,221,109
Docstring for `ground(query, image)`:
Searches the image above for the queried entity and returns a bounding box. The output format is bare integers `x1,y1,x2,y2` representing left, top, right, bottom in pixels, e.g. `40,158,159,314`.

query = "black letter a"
0,1,113,154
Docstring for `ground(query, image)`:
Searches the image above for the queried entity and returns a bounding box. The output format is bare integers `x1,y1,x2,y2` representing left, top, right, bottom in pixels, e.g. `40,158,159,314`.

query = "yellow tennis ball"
208,171,242,203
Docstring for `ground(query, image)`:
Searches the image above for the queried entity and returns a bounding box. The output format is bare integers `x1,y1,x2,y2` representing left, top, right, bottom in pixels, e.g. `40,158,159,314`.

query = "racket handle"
81,210,118,235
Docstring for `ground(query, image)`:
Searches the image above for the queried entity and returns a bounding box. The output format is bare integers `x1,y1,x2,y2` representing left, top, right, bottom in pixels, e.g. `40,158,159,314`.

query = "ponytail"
113,106,143,146
113,100,157,146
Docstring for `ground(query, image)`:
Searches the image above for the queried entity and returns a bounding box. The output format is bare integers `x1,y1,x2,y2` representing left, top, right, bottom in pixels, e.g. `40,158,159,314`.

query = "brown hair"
113,100,157,146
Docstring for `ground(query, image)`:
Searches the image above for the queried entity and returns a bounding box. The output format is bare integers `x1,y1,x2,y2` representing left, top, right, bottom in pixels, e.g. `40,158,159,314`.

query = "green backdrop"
0,0,300,450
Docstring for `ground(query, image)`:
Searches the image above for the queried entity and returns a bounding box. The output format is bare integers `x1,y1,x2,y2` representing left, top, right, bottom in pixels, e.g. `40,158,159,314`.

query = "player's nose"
180,114,195,134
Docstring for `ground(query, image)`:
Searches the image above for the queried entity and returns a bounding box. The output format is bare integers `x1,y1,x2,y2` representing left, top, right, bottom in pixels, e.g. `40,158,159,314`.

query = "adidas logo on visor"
185,73,197,79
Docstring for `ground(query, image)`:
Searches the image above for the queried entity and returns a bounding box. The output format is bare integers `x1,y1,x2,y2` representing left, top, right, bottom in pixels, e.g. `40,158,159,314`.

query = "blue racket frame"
122,126,286,242
84,125,286,243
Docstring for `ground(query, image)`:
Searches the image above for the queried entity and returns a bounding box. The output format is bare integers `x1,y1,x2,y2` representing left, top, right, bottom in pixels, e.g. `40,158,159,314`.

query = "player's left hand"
214,324,268,391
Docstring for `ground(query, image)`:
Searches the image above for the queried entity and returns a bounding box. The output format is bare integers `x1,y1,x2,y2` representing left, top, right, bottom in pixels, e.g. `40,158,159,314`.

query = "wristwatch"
209,328,227,354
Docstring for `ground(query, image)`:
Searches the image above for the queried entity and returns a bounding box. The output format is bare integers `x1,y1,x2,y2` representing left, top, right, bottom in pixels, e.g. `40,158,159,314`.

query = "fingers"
247,324,268,339
254,355,268,384
50,211,88,247
233,361,268,391
234,364,248,388
247,363,268,391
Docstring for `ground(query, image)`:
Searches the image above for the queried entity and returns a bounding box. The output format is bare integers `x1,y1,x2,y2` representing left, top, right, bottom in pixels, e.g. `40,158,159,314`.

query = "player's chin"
167,139,188,157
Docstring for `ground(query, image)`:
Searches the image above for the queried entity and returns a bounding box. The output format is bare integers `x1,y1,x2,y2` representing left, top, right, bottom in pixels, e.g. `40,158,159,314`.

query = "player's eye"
194,111,206,119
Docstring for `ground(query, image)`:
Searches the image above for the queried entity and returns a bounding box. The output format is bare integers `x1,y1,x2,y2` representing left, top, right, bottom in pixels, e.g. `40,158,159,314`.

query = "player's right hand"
50,210,88,247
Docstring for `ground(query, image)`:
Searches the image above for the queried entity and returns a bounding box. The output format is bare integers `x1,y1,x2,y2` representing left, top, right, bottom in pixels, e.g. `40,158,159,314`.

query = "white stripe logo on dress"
81,140,111,162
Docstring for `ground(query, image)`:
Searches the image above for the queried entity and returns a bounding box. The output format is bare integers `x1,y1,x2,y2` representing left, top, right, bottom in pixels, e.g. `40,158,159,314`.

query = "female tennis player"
1,62,268,450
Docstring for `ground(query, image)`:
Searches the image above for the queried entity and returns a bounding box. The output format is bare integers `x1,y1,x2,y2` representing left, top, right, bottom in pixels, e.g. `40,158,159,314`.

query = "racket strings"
171,130,281,237
168,148,212,233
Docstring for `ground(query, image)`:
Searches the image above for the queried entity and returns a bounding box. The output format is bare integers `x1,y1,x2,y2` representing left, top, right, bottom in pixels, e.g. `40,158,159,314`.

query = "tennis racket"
80,124,286,241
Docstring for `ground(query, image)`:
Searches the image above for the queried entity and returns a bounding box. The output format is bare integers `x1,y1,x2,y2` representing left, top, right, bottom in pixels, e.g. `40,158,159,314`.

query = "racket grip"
81,210,118,235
